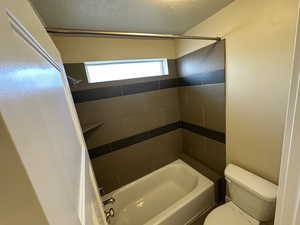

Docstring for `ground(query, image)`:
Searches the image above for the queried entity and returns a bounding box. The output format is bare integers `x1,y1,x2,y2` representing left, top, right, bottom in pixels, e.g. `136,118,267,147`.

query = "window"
85,58,169,83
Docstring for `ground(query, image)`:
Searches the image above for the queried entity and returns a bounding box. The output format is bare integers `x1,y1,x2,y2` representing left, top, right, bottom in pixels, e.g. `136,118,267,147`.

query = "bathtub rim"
103,159,215,224
106,159,213,197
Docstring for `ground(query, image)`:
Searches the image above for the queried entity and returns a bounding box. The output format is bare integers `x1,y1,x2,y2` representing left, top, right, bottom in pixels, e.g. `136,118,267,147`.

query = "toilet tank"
225,164,277,222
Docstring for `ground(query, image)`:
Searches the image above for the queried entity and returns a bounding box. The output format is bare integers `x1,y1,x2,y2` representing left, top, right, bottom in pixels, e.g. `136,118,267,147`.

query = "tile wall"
66,41,226,193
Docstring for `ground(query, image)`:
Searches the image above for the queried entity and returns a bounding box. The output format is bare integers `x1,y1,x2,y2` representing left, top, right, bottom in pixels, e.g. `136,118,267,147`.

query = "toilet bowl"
204,202,259,225
204,164,277,225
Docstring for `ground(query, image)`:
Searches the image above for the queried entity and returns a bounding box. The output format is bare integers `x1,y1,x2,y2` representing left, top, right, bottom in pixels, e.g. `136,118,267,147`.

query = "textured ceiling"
31,0,233,34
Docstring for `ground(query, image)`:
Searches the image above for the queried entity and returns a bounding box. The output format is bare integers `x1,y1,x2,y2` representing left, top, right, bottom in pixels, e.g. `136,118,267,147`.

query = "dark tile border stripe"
180,121,225,143
71,69,224,103
122,80,159,95
89,121,225,159
89,122,179,159
73,86,122,103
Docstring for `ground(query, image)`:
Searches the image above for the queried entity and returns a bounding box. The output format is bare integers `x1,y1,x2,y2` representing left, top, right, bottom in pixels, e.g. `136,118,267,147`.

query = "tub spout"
103,197,115,205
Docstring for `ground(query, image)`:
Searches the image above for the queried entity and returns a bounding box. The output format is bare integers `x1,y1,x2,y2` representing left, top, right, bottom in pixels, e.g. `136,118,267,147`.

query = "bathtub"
103,160,215,225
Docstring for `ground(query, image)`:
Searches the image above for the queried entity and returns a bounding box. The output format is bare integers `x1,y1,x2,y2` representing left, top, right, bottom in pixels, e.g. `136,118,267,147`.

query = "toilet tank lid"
225,164,278,202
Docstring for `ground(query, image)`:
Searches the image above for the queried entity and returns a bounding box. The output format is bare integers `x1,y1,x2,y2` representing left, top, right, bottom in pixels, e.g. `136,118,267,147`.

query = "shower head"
67,75,82,86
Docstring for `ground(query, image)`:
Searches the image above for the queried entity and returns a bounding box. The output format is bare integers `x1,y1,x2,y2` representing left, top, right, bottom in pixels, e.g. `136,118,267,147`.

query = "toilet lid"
204,202,259,225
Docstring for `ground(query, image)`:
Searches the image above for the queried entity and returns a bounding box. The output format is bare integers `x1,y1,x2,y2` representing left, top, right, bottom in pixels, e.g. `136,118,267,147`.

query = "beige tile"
114,130,182,186
147,107,180,129
182,129,205,157
91,153,121,194
88,89,181,143
178,87,190,110
111,142,155,187
76,97,127,148
182,130,225,175
90,130,182,193
85,118,123,148
139,89,181,130
179,84,225,133
75,96,124,124
81,73,225,193
119,93,147,116
203,137,226,174
199,83,225,133
179,86,205,125
147,130,182,170
120,113,152,137
120,107,179,137
78,88,182,149
144,88,180,112
92,140,154,193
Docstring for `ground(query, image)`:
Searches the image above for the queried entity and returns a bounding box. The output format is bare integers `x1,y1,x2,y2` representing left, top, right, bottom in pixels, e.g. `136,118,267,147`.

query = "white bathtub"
103,160,215,225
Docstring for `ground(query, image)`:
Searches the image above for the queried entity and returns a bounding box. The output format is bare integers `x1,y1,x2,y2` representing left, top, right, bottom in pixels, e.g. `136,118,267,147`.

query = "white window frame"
84,58,169,83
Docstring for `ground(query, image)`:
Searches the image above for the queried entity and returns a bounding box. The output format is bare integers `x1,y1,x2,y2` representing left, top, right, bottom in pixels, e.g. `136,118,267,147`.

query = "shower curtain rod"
46,28,221,41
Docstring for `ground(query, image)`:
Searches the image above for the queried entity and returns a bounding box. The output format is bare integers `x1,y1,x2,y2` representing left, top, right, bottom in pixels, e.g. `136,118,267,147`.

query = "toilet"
204,164,278,225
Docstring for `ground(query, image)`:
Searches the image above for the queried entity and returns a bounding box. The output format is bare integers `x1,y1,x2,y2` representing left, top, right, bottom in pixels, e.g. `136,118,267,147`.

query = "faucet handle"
108,208,114,217
105,208,114,224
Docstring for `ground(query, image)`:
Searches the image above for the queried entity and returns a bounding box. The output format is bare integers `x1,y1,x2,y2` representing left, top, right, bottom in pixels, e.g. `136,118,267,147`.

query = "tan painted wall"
176,0,299,183
51,35,177,63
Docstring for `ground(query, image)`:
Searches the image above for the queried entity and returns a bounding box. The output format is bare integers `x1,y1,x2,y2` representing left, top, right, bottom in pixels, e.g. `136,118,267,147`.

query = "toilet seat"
204,202,259,225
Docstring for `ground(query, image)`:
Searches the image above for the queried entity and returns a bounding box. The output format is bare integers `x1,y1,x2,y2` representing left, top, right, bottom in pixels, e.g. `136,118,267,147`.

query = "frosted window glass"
85,59,168,83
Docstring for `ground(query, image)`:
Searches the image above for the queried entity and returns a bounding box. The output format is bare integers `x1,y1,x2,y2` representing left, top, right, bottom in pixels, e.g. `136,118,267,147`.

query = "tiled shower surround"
67,40,226,194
